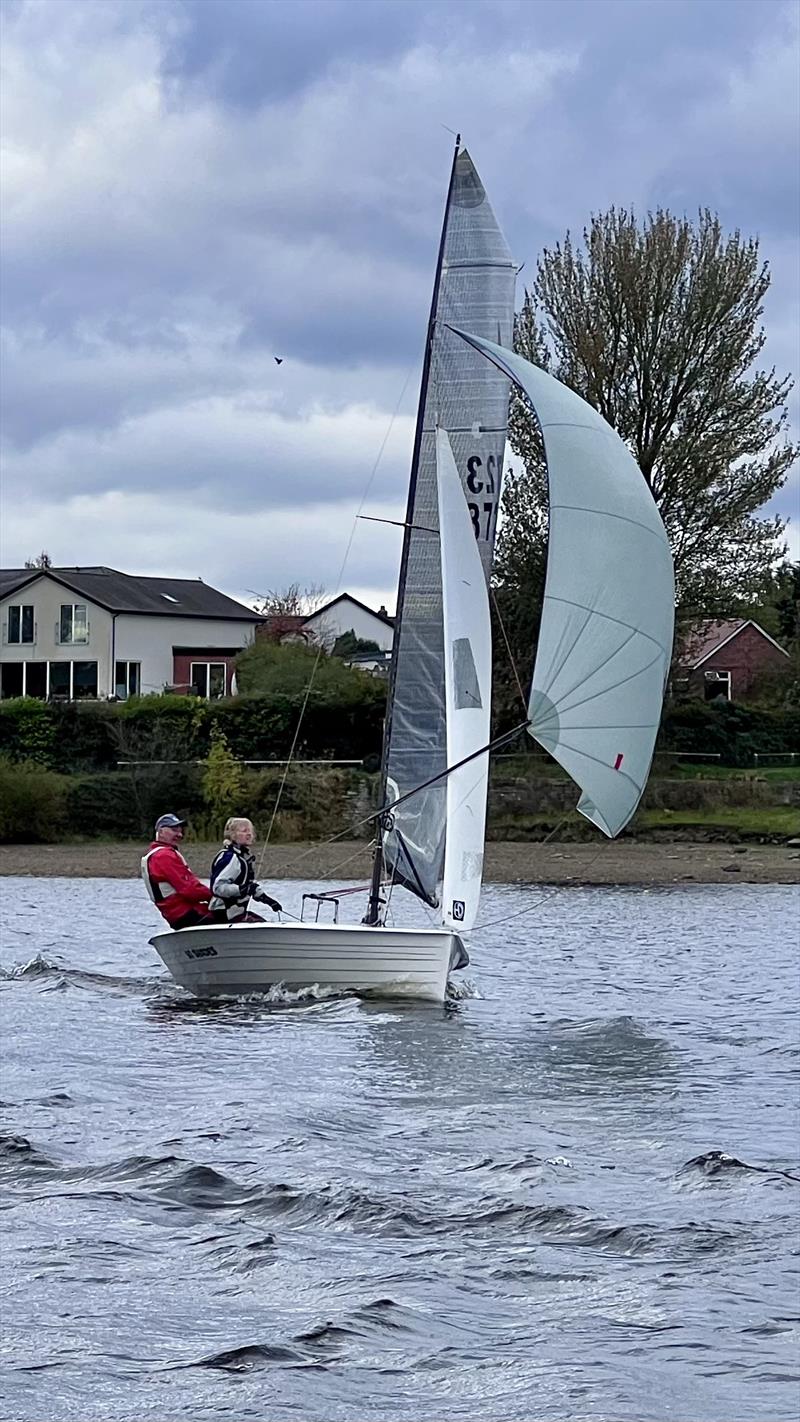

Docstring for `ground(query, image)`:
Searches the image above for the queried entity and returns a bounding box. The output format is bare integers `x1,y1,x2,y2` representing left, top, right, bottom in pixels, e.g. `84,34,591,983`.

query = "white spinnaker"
451,331,675,839
436,429,492,929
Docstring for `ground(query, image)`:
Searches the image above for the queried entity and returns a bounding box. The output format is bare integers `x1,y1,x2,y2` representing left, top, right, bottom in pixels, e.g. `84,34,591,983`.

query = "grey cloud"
1,0,797,589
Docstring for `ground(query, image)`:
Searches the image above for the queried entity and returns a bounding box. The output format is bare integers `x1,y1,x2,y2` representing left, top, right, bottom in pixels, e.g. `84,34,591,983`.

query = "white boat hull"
149,920,468,1004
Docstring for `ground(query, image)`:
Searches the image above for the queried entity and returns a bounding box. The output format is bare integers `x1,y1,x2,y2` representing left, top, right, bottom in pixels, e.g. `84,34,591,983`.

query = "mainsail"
452,331,675,838
436,429,492,930
372,144,515,915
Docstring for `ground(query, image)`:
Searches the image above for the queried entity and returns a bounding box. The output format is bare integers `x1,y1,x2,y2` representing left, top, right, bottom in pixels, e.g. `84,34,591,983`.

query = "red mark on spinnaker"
614,753,624,770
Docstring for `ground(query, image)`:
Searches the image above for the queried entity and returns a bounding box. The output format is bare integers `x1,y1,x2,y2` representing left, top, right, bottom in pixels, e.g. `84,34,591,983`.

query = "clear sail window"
7,605,34,644
115,661,141,699
59,604,88,644
452,637,482,709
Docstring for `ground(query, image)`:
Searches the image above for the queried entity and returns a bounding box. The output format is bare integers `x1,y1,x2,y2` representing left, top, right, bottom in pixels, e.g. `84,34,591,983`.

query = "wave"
679,1150,800,1184
0,953,156,995
2,1136,775,1258
188,1297,419,1372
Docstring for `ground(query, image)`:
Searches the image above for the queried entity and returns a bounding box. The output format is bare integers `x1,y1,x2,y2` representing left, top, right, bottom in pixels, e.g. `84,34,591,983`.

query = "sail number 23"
466,453,498,543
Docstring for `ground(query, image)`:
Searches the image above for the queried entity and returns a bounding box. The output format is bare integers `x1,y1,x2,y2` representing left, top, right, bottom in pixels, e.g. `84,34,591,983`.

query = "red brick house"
678,619,790,701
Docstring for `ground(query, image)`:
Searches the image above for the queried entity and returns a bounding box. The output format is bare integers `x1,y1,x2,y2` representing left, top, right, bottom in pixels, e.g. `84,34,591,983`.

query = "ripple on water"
0,876,798,1422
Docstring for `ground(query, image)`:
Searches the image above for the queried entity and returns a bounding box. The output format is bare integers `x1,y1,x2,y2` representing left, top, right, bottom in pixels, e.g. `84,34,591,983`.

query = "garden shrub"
0,756,67,842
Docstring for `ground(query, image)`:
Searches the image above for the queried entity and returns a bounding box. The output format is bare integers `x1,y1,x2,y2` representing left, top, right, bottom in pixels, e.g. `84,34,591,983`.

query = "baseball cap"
154,813,187,832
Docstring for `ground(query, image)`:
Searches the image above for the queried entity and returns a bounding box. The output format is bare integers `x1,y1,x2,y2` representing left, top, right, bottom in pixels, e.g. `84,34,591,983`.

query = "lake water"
1,876,799,1422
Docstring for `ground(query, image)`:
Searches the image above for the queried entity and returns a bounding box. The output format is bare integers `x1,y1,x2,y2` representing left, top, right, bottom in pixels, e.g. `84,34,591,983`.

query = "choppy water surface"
1,876,799,1422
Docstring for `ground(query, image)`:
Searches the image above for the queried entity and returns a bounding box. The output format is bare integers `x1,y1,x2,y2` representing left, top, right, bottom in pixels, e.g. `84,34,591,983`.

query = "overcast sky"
1,0,798,610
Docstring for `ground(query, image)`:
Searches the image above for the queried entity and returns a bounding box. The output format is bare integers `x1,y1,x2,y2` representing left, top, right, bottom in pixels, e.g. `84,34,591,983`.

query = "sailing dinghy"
149,144,675,1004
149,141,515,1003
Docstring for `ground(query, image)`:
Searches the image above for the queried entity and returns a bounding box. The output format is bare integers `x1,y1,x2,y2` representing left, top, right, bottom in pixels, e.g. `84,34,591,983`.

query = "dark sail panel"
381,148,515,907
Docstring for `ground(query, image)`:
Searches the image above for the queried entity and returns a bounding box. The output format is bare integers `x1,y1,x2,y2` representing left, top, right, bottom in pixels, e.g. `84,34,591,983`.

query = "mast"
365,133,461,927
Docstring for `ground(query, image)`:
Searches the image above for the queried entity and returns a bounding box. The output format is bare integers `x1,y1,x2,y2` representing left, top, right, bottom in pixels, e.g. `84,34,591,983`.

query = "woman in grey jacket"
209,818,283,923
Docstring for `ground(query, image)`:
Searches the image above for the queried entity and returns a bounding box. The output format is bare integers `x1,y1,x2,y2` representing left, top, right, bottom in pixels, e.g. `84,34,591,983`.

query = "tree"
202,725,244,833
251,583,327,618
741,559,800,644
490,462,547,731
234,638,382,701
24,550,52,569
504,208,797,628
331,630,381,659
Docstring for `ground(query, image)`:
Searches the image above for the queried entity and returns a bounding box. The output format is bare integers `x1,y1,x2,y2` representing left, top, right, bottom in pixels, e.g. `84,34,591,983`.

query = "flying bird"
274,356,283,364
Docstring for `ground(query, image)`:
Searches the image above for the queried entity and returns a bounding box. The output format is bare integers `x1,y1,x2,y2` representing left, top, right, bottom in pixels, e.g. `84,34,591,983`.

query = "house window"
73,661,98,699
0,661,99,700
6,605,34,644
115,661,141,699
59,604,89,644
49,663,71,698
190,661,227,698
704,670,731,701
0,663,23,698
25,663,47,699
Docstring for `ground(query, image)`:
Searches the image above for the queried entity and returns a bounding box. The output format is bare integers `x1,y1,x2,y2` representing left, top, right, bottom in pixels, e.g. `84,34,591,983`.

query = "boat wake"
148,980,359,1019
0,953,157,996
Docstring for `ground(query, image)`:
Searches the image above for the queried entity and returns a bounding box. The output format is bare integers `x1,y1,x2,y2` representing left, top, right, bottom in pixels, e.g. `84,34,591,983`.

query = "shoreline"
1,840,798,885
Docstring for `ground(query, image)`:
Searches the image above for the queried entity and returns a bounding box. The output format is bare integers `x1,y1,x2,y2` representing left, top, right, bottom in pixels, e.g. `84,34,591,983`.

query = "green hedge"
0,755,374,843
63,766,207,838
0,692,796,779
659,700,800,766
0,689,386,773
0,757,67,842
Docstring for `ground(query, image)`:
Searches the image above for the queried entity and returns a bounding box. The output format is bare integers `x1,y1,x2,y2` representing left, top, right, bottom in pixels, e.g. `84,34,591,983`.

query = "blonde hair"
223,817,254,840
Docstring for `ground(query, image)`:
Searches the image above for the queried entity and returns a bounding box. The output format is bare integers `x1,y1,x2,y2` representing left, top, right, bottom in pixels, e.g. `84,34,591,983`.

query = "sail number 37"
466,453,498,543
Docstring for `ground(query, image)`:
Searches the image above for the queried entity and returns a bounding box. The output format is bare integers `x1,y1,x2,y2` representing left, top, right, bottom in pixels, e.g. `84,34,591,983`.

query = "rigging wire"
489,581,529,717
257,359,417,874
472,817,611,932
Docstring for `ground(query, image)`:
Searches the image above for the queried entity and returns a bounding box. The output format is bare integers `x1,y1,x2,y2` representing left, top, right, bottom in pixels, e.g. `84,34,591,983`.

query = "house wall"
688,624,789,699
0,578,258,698
0,576,113,694
115,616,258,694
305,602,394,651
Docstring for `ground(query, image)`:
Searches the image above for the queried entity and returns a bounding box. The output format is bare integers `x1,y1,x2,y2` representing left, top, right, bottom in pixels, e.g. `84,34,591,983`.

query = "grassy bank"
488,805,799,843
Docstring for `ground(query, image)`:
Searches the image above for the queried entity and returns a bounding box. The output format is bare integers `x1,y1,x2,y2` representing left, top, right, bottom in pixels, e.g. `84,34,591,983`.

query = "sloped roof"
680,618,788,667
304,593,394,627
0,566,262,621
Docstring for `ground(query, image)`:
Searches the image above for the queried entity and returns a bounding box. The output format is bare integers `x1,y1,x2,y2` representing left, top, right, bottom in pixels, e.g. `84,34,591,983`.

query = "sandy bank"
1,840,798,885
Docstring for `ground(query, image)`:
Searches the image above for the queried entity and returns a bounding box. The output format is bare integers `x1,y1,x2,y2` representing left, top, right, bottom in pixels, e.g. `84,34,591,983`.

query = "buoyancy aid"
209,840,257,921
141,842,213,926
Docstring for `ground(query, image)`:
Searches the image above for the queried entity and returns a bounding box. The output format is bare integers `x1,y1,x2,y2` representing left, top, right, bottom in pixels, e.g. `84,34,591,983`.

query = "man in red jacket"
142,814,222,930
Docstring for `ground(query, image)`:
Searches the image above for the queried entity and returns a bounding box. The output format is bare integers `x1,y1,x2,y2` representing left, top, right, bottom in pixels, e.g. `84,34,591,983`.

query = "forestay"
452,331,675,838
382,148,515,907
436,430,492,930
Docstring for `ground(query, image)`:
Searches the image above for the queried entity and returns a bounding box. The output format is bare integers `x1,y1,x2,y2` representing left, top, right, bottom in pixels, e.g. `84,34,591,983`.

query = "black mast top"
364,134,461,927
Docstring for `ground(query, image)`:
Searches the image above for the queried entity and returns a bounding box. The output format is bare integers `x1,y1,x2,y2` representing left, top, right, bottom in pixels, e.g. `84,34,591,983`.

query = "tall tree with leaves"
497,209,796,697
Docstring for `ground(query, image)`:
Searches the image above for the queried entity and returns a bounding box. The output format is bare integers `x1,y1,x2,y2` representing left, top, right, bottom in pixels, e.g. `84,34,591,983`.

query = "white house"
0,566,263,700
302,594,395,653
